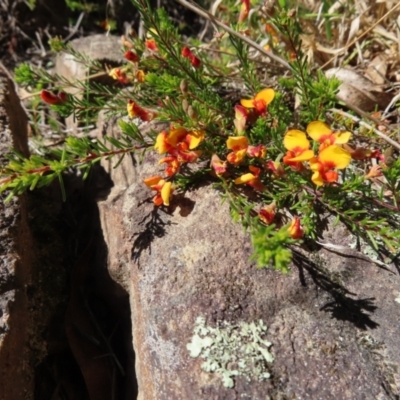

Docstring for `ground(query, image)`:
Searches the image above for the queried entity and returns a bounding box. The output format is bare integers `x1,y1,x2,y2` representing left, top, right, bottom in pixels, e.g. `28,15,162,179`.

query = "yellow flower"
283,129,314,170
240,88,275,115
288,217,303,239
234,166,265,191
143,176,173,206
259,202,276,225
309,145,351,186
307,121,351,151
226,136,249,165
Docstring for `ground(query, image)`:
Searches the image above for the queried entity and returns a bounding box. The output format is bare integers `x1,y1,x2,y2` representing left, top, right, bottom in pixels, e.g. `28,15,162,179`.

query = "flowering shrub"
4,0,400,273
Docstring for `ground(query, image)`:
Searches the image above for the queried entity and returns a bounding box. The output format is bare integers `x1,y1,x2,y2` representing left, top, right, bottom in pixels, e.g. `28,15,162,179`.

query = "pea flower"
238,0,250,23
155,128,204,154
265,160,285,178
234,165,265,191
210,154,228,177
288,217,303,239
247,144,267,159
159,156,181,177
145,39,158,52
234,105,248,134
124,50,139,62
109,68,130,84
135,70,146,83
143,176,173,206
283,129,314,170
306,121,351,151
154,127,203,173
40,90,67,105
309,145,351,186
127,100,153,121
259,202,276,225
226,136,249,165
240,88,275,115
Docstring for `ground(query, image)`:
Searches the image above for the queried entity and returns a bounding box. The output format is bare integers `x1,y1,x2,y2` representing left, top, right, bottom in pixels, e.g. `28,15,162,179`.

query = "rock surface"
0,70,34,400
3,33,396,400
98,119,400,400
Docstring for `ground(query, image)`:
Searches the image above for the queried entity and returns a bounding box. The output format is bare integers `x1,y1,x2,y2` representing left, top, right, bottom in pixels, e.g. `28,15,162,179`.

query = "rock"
0,70,34,400
97,121,400,399
55,34,124,134
55,34,123,87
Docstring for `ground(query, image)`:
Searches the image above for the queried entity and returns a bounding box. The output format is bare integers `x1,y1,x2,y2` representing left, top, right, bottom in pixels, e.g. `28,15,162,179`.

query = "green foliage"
65,0,99,12
251,224,294,273
2,0,399,273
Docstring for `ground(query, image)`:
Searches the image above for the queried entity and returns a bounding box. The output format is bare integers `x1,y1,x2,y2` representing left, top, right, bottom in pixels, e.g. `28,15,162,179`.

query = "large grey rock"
98,120,400,400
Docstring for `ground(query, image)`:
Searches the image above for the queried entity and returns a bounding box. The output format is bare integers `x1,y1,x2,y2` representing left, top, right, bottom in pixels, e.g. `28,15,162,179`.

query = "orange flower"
210,154,227,177
309,145,351,186
159,156,181,176
155,128,204,153
226,136,249,165
247,144,267,159
135,70,146,83
259,202,276,225
265,160,285,178
234,165,265,191
109,68,130,84
127,100,153,121
154,128,202,173
145,39,158,52
307,121,351,151
143,176,173,206
283,129,314,171
288,217,303,239
240,88,275,115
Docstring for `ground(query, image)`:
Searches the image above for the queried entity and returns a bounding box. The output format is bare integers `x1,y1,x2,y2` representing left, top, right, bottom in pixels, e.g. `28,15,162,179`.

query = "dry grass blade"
330,107,400,151
319,2,400,70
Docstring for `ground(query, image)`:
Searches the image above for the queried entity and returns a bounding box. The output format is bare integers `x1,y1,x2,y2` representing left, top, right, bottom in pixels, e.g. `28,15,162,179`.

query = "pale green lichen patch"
186,317,274,388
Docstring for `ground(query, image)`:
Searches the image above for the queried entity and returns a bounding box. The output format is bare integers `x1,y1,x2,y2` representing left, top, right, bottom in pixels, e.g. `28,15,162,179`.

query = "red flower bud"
145,39,158,52
181,46,192,58
58,92,68,102
40,90,67,105
190,54,201,68
124,50,139,62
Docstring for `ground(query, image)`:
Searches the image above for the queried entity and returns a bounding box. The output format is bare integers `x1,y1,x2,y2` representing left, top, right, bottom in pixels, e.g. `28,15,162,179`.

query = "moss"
187,317,273,388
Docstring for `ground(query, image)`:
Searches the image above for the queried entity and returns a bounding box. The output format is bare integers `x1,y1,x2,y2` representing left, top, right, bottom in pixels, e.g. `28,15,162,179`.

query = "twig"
329,107,400,151
64,12,85,42
173,0,292,72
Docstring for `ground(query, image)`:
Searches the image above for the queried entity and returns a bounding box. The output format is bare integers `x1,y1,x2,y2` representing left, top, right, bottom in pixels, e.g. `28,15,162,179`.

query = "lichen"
186,317,274,388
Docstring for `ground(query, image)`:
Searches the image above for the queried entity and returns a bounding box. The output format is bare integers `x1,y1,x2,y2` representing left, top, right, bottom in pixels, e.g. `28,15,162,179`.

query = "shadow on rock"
293,250,379,330
131,208,171,263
